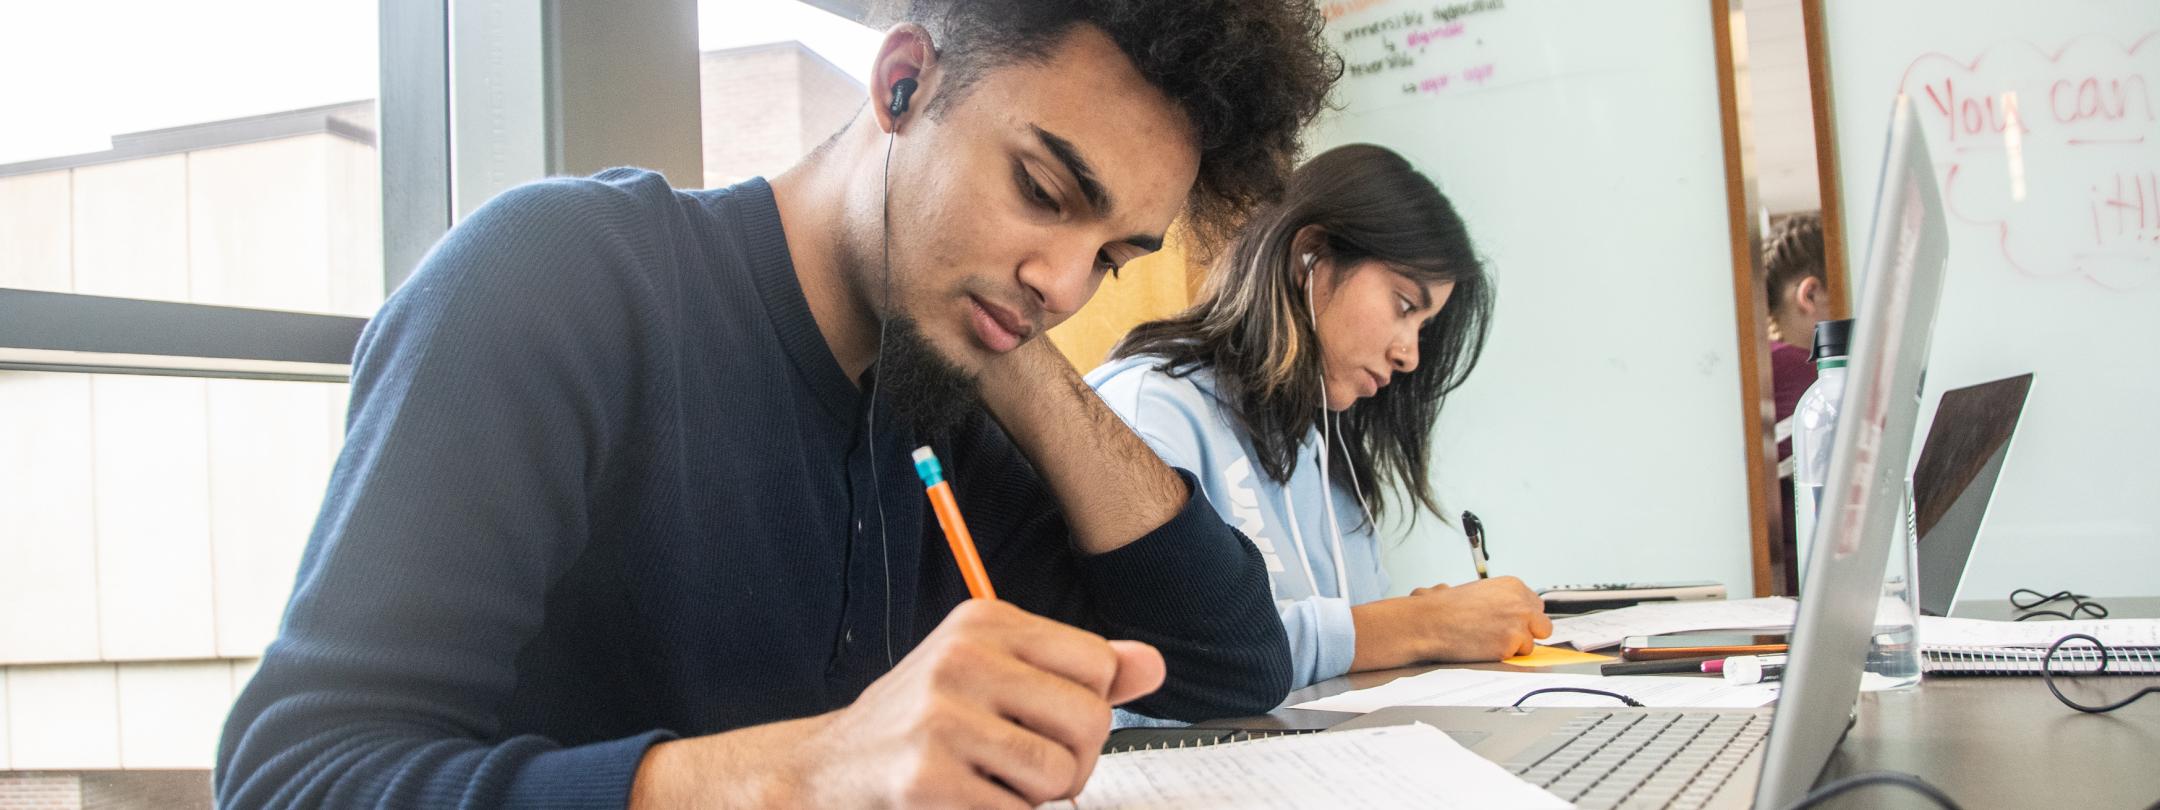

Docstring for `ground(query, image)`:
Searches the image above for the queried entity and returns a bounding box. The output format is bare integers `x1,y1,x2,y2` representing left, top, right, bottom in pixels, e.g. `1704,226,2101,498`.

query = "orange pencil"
912,446,997,600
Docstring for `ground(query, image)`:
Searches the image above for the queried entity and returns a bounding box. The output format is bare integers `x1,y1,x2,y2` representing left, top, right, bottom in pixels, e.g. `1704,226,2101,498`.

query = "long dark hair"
1113,143,1492,526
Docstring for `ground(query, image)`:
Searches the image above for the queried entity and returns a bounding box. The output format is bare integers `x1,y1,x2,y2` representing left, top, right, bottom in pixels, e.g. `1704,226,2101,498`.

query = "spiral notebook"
1100,727,1320,753
1923,644,2160,676
1920,616,2160,676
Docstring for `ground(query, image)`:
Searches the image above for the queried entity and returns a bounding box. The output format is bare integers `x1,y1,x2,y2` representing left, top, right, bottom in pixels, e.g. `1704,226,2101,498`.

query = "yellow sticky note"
1502,645,1615,668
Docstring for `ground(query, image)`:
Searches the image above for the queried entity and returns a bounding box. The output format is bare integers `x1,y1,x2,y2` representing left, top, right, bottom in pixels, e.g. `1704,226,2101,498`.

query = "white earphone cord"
1306,259,1373,600
1335,411,1376,531
1317,414,1349,599
1279,481,1325,597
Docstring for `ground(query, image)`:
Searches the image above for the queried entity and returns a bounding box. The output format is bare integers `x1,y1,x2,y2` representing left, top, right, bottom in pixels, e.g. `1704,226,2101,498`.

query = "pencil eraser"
912,446,944,487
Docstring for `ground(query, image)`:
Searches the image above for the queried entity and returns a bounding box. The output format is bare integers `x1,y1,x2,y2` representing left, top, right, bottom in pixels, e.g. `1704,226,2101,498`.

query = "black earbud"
888,77,918,118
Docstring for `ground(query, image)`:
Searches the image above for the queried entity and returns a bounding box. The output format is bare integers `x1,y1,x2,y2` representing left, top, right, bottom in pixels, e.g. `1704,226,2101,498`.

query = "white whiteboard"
1823,1,2160,602
1309,1,1756,594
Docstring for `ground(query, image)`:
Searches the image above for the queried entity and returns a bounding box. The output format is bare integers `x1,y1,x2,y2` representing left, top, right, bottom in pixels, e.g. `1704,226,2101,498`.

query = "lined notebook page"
1920,617,2160,648
1055,724,1567,810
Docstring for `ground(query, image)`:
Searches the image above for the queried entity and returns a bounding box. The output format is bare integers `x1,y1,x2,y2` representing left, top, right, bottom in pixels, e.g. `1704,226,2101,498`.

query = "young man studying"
214,2,1339,808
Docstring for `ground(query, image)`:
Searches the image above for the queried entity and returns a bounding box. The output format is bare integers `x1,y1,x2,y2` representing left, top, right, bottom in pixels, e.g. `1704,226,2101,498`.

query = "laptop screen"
1754,94,1952,808
1911,373,2033,616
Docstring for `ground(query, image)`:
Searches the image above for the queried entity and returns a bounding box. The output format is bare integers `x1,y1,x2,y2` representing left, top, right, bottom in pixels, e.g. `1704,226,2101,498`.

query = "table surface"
1201,597,2160,809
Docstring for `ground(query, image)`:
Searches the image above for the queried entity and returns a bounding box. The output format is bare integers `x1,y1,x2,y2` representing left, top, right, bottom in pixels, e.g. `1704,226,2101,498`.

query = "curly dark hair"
1764,211,1825,315
888,0,1342,250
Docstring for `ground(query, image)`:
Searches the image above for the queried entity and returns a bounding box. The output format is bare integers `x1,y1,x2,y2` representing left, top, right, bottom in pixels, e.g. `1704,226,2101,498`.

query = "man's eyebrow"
1031,124,1111,216
1030,124,1162,253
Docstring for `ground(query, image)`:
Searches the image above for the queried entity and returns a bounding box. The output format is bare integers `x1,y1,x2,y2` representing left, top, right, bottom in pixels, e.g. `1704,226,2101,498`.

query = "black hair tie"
2009,588,2109,621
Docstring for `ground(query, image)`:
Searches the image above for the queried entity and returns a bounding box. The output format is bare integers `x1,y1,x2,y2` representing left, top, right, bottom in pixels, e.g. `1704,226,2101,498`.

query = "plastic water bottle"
1789,318,1923,689
1790,319,1851,586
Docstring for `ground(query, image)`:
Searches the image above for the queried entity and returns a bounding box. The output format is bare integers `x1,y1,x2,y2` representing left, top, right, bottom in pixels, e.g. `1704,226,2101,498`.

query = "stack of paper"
1289,668,1778,714
1060,723,1567,809
1545,597,1797,651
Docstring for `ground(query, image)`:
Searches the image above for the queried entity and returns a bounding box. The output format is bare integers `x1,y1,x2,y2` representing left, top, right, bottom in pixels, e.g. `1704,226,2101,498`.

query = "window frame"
0,0,452,383
0,0,704,383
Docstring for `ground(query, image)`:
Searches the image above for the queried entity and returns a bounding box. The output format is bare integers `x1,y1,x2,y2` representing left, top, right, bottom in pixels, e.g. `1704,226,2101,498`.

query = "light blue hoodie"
1087,353,1391,696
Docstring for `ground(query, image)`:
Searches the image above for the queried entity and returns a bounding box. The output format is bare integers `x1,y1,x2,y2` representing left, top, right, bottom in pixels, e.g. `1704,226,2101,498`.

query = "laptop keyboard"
1502,711,1768,810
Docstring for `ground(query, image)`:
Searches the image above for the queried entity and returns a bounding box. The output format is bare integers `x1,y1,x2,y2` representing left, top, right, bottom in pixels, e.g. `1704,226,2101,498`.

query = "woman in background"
1762,211,1829,592
1087,144,1550,694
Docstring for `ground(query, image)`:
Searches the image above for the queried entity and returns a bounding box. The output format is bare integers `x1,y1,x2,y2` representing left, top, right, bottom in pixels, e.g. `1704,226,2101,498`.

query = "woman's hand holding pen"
1349,576,1553,671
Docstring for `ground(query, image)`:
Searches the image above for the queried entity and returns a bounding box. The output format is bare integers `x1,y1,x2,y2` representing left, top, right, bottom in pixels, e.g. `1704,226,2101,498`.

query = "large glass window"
0,3,382,806
0,3,900,805
0,1,382,315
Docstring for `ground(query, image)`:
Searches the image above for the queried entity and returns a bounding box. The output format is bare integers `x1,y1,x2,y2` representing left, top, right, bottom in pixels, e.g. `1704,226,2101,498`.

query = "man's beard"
873,314,983,441
849,207,984,441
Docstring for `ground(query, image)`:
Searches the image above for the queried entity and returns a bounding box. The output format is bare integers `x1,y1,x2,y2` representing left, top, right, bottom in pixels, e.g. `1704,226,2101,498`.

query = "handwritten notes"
1062,724,1567,809
1324,0,1516,108
1899,32,2160,289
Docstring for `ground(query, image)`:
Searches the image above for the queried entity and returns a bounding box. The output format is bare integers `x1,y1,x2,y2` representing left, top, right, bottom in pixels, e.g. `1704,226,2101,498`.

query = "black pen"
1601,656,1722,676
1463,510,1489,579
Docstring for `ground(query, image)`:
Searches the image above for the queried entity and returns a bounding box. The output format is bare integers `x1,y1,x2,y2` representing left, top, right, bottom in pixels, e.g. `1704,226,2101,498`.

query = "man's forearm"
978,340,1189,554
629,715,825,809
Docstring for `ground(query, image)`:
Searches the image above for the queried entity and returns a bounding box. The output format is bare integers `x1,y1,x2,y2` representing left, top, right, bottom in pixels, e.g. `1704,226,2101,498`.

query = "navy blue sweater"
213,170,1290,809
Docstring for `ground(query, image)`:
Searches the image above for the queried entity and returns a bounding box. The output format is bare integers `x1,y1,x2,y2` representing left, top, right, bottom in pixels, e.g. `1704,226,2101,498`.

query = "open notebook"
1920,617,2160,676
1059,723,1566,809
1925,645,2160,675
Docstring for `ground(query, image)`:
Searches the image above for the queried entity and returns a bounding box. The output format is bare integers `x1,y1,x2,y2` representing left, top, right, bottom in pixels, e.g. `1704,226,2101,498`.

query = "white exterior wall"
0,133,364,770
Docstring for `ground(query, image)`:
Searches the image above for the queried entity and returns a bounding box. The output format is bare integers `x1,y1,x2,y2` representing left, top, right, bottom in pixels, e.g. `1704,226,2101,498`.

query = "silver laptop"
1333,95,1951,810
1911,373,2032,617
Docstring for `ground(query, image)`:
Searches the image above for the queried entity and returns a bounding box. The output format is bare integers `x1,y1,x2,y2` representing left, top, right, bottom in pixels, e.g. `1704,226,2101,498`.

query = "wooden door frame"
1802,0,1855,318
1712,0,1787,596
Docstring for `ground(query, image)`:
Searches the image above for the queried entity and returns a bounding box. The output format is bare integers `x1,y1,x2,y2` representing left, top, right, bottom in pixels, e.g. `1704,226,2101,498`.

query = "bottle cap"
1810,319,1854,363
1722,654,1788,685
